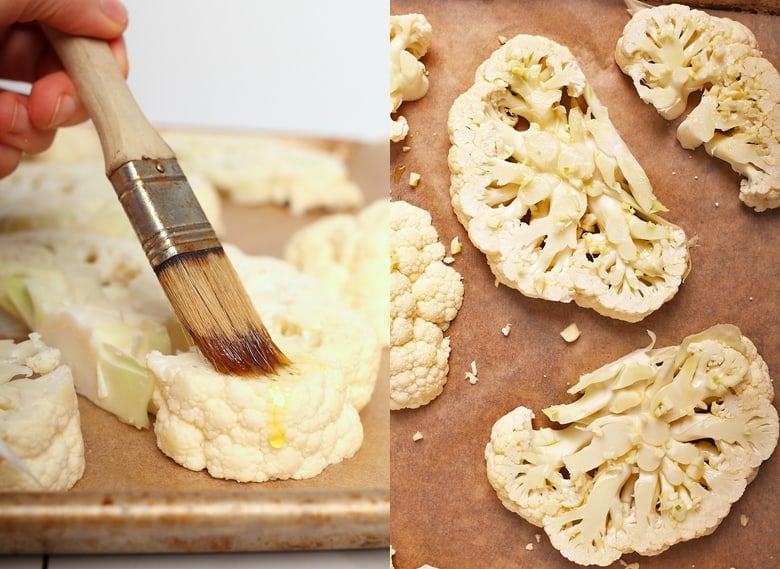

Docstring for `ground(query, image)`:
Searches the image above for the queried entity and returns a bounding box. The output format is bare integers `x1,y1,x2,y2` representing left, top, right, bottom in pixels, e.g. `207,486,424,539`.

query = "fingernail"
100,0,128,26
48,94,77,129
8,101,31,134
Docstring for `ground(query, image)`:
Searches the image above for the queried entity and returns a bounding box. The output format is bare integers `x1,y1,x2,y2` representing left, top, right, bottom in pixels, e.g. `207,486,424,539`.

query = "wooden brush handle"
42,25,174,174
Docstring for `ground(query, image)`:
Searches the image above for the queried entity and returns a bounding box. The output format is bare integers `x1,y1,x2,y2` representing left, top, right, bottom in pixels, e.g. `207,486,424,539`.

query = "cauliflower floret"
486,324,778,566
0,230,175,429
149,349,362,483
0,333,85,492
390,14,433,142
616,3,780,211
448,34,689,322
161,131,362,215
284,199,390,345
390,200,463,410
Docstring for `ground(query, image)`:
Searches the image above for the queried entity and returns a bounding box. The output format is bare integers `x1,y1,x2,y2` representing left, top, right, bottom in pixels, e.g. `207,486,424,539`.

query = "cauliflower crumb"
442,256,455,265
715,201,720,208
393,164,406,184
498,35,507,44
450,236,462,255
412,431,424,442
740,514,749,527
465,360,479,384
560,323,581,343
402,146,411,152
501,323,512,337
688,234,700,248
619,561,640,569
535,533,542,543
409,172,421,187
525,543,534,551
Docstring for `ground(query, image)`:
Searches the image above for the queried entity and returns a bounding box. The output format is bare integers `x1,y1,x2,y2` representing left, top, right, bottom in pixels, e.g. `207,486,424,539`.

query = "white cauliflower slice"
390,200,464,410
0,333,85,492
161,131,363,215
0,230,175,428
616,3,780,211
486,324,778,567
448,34,689,322
284,199,390,345
26,124,360,216
390,14,433,142
227,246,381,412
3,157,224,236
149,349,363,483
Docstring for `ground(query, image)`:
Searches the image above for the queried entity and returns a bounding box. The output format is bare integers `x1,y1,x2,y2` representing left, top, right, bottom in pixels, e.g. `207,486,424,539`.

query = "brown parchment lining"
389,1,778,568
0,140,390,554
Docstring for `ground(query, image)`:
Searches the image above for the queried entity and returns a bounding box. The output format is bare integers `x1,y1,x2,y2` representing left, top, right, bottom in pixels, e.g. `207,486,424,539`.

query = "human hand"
0,0,128,177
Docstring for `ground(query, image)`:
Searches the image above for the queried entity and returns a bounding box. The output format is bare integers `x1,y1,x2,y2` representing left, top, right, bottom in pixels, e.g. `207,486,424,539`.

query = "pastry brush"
42,26,289,375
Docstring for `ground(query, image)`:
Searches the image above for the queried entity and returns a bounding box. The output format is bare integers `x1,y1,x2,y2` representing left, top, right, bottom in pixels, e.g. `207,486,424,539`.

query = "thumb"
1,0,128,38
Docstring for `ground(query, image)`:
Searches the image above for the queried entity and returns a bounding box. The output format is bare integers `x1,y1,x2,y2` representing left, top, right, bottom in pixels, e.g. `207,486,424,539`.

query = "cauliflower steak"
486,324,778,566
448,34,690,322
616,3,780,211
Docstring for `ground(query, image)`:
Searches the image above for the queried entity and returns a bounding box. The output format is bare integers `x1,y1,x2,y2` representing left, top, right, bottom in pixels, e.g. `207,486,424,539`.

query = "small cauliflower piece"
486,324,778,566
448,34,689,322
390,14,433,142
616,3,780,211
161,131,362,215
390,200,464,410
149,350,362,483
560,323,581,343
284,199,390,345
0,230,176,428
0,333,85,492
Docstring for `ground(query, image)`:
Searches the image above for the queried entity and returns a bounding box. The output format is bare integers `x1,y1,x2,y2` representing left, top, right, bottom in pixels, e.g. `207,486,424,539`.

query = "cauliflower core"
390,14,433,142
448,34,689,322
0,333,84,491
390,200,464,410
485,324,779,566
616,3,780,211
284,199,390,345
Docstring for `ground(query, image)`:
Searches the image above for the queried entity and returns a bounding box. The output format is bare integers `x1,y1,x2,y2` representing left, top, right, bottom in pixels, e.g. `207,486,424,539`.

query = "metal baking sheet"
0,140,389,554
389,1,778,568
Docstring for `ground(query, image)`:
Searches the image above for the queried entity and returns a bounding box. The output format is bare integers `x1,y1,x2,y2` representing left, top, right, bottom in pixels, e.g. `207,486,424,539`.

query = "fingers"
27,36,128,130
0,90,56,176
1,0,128,38
0,144,22,178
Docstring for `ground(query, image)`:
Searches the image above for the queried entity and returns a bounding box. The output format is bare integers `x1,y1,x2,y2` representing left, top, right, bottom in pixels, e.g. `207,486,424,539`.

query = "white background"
1,1,389,567
122,0,388,142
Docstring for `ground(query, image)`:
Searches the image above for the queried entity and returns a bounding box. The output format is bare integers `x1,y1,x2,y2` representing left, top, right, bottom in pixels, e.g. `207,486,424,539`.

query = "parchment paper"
389,2,779,568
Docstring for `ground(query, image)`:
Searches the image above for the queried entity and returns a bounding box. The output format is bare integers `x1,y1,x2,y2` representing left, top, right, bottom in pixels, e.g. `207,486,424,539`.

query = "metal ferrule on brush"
108,158,221,271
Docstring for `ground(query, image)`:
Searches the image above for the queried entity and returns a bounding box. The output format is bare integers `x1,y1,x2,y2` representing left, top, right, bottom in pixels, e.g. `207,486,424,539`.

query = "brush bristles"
156,248,289,375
